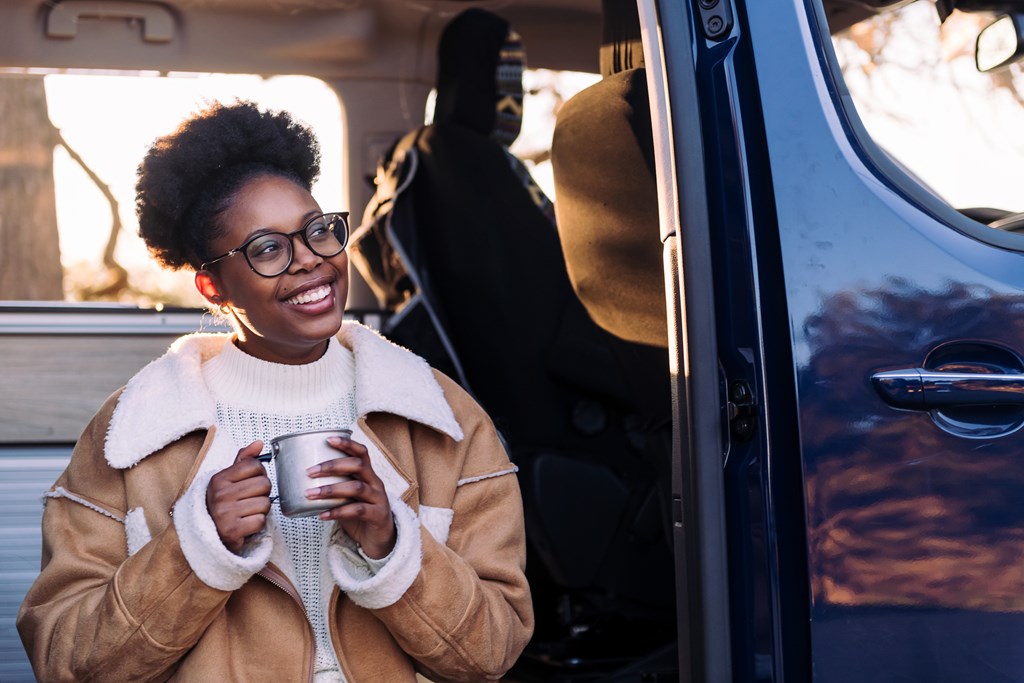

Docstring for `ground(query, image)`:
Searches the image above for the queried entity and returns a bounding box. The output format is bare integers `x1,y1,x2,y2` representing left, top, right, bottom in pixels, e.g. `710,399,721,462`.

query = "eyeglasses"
201,212,349,278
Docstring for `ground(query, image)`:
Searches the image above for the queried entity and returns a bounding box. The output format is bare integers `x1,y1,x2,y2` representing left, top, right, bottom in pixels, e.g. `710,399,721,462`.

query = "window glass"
422,67,600,200
0,71,343,306
510,68,601,200
832,4,1024,216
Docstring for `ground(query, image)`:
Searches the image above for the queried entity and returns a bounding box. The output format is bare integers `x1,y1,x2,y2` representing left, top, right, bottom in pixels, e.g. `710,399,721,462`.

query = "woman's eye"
248,238,283,259
307,223,329,239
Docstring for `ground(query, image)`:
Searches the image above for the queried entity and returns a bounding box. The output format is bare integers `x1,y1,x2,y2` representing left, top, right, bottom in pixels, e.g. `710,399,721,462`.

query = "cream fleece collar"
104,321,463,469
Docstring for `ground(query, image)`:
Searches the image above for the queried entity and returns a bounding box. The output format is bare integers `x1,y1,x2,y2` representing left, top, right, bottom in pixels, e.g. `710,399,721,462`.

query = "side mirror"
976,13,1024,72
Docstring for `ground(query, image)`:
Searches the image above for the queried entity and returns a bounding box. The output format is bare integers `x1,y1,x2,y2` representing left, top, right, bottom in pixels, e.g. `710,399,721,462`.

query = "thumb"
235,440,265,464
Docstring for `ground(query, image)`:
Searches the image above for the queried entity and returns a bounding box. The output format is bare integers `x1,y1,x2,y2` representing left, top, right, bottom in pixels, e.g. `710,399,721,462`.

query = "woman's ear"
195,270,224,307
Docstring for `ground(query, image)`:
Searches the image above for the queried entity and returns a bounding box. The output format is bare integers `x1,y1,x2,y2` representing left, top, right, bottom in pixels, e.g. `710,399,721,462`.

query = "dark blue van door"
658,0,1024,680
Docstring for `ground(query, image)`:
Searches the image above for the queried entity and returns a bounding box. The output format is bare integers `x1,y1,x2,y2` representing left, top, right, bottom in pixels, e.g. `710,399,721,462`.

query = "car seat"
350,7,677,677
551,0,667,351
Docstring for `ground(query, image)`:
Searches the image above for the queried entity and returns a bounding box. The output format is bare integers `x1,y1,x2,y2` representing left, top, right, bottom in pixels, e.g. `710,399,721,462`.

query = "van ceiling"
0,0,602,78
168,0,599,10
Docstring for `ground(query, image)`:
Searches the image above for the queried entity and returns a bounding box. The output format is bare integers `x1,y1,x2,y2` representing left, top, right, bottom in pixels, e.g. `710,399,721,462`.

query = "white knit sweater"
201,339,364,682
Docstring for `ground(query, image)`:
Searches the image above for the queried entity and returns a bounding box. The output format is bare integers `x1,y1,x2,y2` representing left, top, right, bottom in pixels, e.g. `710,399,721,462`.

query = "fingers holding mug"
310,437,378,485
207,440,272,553
312,435,395,558
310,436,388,507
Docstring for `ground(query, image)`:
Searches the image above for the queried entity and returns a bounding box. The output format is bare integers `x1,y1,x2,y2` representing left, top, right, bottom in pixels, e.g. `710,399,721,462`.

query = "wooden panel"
0,335,176,443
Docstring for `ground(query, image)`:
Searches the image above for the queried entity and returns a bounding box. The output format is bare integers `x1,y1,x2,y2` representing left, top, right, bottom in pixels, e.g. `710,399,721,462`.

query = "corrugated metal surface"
0,447,71,683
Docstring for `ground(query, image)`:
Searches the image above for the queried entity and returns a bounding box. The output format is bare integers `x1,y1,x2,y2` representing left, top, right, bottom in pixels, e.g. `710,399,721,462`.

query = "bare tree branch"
55,128,128,298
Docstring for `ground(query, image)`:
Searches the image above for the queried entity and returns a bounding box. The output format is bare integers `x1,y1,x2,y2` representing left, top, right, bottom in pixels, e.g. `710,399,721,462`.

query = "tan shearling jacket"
17,322,533,682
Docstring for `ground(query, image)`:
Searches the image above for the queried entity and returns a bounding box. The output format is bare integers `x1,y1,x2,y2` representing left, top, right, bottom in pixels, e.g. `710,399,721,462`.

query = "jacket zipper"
258,563,316,683
327,586,356,682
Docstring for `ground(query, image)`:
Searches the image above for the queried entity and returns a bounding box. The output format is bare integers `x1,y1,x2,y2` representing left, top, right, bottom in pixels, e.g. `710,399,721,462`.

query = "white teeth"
285,284,330,305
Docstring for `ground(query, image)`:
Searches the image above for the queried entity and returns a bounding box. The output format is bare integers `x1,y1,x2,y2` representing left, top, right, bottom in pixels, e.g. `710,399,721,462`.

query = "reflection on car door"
747,1,1024,680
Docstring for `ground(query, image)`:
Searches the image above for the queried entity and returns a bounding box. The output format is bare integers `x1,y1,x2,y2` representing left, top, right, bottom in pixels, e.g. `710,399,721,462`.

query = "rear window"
423,67,600,200
0,70,343,307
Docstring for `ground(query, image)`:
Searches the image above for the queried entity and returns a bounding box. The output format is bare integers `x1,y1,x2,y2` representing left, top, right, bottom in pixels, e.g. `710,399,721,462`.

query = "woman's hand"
206,440,272,554
308,436,396,559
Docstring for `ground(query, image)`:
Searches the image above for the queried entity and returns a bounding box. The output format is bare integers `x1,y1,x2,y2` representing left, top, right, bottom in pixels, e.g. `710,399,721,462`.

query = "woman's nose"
288,233,322,271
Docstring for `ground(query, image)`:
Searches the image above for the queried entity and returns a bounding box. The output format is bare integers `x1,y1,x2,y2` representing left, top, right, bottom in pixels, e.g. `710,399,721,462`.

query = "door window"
831,4,1024,217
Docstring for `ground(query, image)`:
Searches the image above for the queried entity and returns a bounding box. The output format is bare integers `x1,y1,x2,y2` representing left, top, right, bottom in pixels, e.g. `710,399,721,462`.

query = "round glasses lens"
306,214,347,256
245,233,292,276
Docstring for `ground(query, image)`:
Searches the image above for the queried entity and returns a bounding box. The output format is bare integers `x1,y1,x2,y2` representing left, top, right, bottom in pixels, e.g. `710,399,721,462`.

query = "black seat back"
351,7,676,674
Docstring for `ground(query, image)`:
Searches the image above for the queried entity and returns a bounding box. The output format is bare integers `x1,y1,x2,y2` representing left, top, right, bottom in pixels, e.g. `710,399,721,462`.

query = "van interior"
1,0,1022,681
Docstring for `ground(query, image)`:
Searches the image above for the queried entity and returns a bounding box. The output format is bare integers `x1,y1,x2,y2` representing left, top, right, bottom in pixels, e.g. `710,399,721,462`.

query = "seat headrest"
551,68,667,348
600,0,645,77
434,8,524,147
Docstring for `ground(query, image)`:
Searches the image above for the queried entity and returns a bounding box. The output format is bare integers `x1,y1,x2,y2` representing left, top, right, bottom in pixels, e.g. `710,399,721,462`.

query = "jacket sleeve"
369,377,534,682
16,395,234,683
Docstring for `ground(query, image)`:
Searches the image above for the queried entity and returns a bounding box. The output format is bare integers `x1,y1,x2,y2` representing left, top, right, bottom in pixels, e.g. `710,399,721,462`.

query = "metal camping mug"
269,428,352,518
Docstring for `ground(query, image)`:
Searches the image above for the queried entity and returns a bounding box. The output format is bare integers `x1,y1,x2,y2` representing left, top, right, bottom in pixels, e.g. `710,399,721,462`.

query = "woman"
17,101,533,682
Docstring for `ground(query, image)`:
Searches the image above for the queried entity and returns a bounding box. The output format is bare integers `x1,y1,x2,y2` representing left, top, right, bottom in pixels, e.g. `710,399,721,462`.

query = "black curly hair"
136,100,321,270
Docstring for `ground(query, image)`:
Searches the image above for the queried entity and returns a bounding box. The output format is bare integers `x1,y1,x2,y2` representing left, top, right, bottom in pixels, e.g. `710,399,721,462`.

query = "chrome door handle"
872,369,1024,410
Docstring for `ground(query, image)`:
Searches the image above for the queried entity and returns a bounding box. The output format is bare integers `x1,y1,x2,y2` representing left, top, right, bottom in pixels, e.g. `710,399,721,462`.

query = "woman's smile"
284,282,333,306
199,174,350,365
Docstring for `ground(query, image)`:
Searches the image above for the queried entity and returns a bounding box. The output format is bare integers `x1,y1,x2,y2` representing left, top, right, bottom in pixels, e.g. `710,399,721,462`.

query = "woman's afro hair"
135,100,321,270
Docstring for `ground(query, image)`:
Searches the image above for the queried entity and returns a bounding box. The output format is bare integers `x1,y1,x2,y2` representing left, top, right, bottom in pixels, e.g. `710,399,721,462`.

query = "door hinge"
695,0,733,41
727,380,757,442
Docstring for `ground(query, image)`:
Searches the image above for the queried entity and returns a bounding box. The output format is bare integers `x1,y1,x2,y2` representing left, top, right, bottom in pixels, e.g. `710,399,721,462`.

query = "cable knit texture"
202,339,360,680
